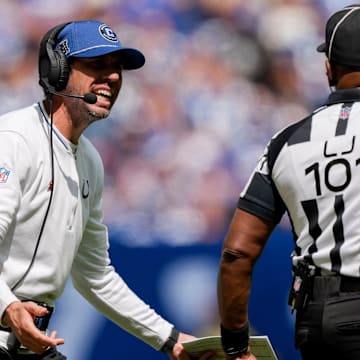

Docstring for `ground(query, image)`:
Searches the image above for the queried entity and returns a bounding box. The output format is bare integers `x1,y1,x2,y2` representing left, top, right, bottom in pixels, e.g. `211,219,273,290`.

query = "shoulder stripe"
267,114,312,173
335,102,353,136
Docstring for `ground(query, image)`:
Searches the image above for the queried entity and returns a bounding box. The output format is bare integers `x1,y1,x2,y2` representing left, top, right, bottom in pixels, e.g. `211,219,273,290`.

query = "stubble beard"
88,110,109,121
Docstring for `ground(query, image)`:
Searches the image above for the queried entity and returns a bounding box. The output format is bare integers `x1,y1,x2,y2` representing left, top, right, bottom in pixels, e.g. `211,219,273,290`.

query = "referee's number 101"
305,158,356,196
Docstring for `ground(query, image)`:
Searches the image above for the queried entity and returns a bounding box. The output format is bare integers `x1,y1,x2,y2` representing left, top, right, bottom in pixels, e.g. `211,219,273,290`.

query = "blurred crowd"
0,0,349,246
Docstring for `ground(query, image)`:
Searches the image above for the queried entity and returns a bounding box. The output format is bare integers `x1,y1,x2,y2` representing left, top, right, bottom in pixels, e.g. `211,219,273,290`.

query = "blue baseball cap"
56,20,145,70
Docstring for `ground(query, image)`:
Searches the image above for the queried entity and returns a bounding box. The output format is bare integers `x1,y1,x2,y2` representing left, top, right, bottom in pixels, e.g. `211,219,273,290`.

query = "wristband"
220,323,249,356
160,327,180,353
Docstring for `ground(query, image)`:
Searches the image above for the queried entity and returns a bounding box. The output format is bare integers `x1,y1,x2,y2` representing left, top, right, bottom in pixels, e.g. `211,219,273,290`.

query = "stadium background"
0,1,348,359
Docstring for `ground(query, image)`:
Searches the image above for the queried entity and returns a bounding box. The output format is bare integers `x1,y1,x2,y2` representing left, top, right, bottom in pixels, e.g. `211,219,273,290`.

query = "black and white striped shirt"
239,89,360,277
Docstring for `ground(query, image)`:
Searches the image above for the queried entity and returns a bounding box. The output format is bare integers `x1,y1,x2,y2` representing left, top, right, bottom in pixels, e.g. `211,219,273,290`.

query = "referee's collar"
325,88,360,106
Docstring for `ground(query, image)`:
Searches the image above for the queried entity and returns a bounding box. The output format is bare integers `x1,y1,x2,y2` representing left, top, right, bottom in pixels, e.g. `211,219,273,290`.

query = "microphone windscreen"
83,93,97,104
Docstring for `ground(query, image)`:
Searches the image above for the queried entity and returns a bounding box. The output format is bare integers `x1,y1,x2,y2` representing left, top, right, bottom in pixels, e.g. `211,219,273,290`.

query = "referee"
218,5,360,360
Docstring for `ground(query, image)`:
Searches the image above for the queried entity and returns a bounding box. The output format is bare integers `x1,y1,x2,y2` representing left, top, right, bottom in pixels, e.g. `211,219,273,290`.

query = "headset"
38,22,72,95
38,22,97,104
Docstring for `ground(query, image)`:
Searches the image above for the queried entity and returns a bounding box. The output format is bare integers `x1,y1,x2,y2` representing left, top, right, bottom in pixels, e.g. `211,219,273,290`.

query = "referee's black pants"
295,275,360,360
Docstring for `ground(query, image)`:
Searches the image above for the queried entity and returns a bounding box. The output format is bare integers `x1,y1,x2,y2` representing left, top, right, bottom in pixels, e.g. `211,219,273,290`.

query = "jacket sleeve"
71,153,173,351
0,130,32,321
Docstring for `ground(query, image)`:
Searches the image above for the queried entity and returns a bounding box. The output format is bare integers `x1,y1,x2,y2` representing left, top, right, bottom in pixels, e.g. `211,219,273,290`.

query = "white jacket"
0,102,173,350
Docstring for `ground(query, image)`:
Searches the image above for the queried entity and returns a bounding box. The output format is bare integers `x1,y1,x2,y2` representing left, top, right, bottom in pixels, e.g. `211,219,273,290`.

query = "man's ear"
326,59,336,87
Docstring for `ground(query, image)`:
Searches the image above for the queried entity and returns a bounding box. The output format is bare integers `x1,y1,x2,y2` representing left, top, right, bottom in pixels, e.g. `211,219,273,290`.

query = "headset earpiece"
38,22,71,94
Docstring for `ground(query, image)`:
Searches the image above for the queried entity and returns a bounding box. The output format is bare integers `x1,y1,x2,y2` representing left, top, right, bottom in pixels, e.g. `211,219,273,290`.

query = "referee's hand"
225,350,257,359
2,301,64,354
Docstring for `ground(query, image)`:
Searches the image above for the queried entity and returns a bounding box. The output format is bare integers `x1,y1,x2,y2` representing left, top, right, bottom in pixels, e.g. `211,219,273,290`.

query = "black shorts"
295,275,360,360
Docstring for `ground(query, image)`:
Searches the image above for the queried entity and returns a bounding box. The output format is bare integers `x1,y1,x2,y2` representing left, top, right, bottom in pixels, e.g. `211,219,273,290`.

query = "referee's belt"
339,275,360,292
312,274,360,300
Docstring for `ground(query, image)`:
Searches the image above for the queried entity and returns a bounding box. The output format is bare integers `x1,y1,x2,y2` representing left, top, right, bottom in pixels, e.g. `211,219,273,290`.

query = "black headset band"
38,22,72,94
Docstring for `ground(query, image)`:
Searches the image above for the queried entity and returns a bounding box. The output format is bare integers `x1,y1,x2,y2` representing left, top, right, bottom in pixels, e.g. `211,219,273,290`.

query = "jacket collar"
325,88,360,106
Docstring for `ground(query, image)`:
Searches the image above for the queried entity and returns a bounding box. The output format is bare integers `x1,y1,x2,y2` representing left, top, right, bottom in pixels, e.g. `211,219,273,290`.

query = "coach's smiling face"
51,52,124,143
67,53,123,120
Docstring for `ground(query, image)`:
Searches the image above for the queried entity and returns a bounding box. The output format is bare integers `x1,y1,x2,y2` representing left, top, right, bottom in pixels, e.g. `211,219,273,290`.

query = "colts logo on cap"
99,24,118,42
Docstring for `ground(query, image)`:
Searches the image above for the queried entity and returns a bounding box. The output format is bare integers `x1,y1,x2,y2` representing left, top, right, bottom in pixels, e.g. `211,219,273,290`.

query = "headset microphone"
48,89,98,104
80,93,97,104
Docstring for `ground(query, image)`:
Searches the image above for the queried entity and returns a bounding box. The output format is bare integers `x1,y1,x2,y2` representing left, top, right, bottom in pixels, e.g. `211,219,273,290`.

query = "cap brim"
317,42,326,53
71,47,145,70
119,48,146,70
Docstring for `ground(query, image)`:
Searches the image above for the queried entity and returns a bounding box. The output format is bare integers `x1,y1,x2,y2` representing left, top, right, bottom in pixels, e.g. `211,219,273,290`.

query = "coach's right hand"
2,301,64,354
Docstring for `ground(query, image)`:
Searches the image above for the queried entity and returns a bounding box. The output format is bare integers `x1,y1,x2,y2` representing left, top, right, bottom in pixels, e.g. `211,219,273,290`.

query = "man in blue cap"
0,20,215,360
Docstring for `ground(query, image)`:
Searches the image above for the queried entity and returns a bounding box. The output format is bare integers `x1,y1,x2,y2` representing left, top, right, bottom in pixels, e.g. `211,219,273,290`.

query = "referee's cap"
317,5,360,67
55,20,145,70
